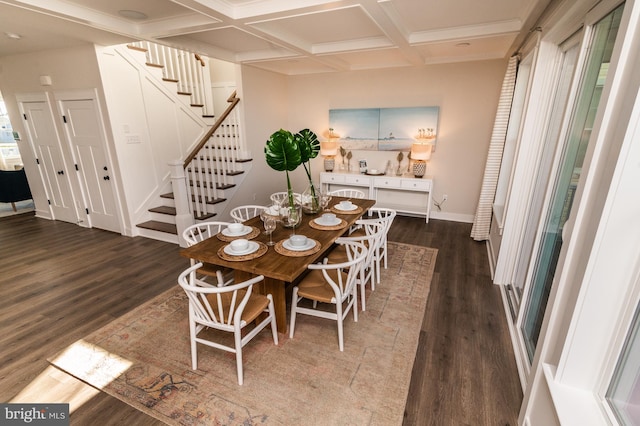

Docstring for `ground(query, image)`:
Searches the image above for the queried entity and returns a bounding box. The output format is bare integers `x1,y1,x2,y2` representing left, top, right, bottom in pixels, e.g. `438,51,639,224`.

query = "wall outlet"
443,194,448,201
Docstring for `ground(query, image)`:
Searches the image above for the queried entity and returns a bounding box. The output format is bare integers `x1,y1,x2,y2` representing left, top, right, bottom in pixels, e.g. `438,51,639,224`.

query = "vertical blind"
470,55,519,241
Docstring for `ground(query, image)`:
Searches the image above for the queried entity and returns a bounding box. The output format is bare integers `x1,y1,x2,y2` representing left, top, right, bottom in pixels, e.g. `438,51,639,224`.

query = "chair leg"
359,268,366,311
289,287,299,339
336,302,344,352
234,329,244,385
189,319,198,370
267,295,279,345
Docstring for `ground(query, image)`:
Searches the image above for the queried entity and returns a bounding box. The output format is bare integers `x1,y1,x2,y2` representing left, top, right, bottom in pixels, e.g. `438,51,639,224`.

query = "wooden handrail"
183,91,240,168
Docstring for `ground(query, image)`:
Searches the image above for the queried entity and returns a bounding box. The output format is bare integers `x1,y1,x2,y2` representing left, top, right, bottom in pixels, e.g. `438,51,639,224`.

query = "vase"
301,183,321,214
280,203,302,228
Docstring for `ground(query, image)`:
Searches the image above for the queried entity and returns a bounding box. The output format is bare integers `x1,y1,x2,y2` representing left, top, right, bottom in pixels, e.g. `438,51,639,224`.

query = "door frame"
54,88,124,233
16,91,78,222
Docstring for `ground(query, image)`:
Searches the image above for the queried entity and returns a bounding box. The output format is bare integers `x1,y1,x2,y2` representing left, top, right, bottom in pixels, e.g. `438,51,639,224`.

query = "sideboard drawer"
374,177,401,188
345,175,371,186
322,173,346,184
401,178,431,191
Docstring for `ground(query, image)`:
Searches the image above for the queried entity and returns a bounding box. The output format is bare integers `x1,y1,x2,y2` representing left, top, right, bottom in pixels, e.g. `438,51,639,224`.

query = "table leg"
235,271,288,334
263,277,287,334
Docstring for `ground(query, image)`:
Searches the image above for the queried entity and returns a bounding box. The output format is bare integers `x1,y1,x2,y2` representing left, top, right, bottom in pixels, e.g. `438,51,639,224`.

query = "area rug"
50,242,437,425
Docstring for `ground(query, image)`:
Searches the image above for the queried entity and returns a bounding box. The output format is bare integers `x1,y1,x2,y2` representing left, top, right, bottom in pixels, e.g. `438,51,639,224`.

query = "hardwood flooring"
394,217,522,425
0,213,521,425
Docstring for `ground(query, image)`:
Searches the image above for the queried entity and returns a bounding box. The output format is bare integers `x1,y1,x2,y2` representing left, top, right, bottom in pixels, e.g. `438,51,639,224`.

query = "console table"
320,172,433,222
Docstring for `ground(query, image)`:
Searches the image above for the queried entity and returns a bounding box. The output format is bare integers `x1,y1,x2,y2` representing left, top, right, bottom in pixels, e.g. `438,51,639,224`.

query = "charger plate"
217,241,268,261
274,239,321,257
216,226,261,242
309,218,348,231
331,205,363,215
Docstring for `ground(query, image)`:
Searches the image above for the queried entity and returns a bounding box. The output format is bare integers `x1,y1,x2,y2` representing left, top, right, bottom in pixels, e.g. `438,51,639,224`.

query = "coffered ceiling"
0,0,550,75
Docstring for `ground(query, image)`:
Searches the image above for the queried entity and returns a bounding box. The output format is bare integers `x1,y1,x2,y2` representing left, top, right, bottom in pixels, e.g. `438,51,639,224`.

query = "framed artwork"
329,106,439,151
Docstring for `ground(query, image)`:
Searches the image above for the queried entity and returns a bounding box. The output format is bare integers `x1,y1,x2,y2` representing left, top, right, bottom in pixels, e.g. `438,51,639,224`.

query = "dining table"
180,196,376,333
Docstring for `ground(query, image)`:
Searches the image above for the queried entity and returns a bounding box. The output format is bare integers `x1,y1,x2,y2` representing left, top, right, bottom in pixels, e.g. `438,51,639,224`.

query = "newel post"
169,160,193,247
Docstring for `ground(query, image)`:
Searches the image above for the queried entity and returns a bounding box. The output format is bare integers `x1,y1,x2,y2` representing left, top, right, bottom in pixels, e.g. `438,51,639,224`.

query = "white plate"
282,239,316,252
223,241,259,256
334,203,357,211
222,226,251,237
314,217,341,226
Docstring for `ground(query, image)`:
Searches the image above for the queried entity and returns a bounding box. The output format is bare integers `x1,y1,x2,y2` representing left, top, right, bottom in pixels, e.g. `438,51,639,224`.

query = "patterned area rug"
50,242,437,425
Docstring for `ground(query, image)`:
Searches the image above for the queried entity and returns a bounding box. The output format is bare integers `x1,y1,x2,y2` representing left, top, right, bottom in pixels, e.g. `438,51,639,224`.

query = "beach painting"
329,106,439,151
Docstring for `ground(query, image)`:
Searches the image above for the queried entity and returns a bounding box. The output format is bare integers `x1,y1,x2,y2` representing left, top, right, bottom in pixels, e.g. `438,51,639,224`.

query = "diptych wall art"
329,106,439,151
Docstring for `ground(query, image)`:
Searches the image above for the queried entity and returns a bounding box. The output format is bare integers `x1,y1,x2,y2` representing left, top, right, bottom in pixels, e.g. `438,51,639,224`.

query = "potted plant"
295,128,321,213
265,129,302,210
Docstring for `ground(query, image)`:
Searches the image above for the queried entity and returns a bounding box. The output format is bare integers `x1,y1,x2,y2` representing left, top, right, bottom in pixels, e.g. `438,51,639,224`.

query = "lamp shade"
320,140,338,156
411,142,432,161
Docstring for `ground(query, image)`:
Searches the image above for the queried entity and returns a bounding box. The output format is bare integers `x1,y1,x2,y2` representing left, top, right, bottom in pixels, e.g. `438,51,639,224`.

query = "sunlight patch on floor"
10,365,100,413
11,339,133,414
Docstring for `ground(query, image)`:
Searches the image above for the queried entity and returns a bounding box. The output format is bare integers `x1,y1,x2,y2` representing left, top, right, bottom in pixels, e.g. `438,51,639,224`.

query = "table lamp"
410,142,431,177
320,140,338,172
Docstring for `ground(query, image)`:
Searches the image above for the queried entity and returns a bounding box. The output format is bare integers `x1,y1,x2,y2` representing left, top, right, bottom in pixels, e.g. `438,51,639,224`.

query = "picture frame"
359,159,367,173
329,106,439,151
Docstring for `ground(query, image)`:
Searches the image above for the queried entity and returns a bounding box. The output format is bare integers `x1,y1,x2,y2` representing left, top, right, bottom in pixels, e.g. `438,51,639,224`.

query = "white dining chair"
230,205,267,222
178,263,278,385
182,221,234,287
289,239,368,351
269,191,301,206
350,208,396,284
329,188,366,199
326,221,384,311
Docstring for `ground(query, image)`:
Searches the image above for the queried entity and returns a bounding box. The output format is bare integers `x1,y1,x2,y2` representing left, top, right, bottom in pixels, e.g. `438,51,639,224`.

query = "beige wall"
0,44,111,219
0,44,508,225
284,60,508,221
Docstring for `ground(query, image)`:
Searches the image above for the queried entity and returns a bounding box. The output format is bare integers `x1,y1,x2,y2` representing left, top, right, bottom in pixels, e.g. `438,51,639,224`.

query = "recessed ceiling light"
5,32,22,40
455,42,471,48
118,10,148,20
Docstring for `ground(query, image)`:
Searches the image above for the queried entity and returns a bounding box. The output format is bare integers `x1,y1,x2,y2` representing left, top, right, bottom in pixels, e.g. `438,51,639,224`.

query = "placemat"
331,205,363,215
274,239,322,257
216,226,261,242
217,241,268,261
308,218,348,231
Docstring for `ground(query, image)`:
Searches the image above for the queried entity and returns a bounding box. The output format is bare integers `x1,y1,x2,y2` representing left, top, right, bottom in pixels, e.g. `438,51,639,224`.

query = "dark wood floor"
394,217,522,425
0,213,521,425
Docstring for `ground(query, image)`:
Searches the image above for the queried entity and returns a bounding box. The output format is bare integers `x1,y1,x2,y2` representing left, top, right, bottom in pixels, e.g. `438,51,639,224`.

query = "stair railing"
129,41,213,116
182,91,242,221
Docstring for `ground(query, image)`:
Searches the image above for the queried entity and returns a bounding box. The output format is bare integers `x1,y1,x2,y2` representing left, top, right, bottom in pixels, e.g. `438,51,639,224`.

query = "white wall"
0,43,508,227
0,44,111,220
284,60,508,222
95,45,212,233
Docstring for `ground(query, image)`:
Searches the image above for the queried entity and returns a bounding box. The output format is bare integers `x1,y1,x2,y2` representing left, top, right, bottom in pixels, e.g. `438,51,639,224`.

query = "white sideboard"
320,172,433,222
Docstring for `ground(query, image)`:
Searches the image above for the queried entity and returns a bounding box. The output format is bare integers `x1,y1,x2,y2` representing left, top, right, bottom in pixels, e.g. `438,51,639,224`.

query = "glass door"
521,4,625,361
507,39,580,320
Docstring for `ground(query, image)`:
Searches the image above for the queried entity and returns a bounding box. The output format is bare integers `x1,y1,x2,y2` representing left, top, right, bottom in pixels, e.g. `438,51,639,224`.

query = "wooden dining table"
180,196,376,333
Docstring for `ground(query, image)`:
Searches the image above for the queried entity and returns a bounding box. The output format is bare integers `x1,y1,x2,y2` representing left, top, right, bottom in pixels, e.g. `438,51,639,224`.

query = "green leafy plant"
265,129,302,208
295,128,321,211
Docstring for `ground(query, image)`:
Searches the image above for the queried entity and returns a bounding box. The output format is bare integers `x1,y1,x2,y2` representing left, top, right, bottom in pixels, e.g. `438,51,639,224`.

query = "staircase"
125,42,252,243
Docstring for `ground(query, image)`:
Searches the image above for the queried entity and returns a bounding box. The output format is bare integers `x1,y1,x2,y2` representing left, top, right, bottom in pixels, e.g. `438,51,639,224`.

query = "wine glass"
320,191,332,212
264,217,276,246
284,206,301,235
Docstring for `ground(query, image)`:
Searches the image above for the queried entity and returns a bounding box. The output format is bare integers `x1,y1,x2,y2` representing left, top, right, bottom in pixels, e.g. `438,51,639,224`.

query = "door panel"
22,101,77,223
60,98,120,233
521,4,624,361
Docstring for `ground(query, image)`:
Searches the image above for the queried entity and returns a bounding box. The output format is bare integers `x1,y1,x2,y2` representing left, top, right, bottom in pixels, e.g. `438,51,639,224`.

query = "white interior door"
20,99,77,224
58,97,120,233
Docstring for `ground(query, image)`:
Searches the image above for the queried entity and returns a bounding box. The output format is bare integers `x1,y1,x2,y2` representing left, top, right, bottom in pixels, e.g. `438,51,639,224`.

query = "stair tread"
137,220,177,235
195,212,217,220
149,206,176,215
160,192,226,205
186,167,244,176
